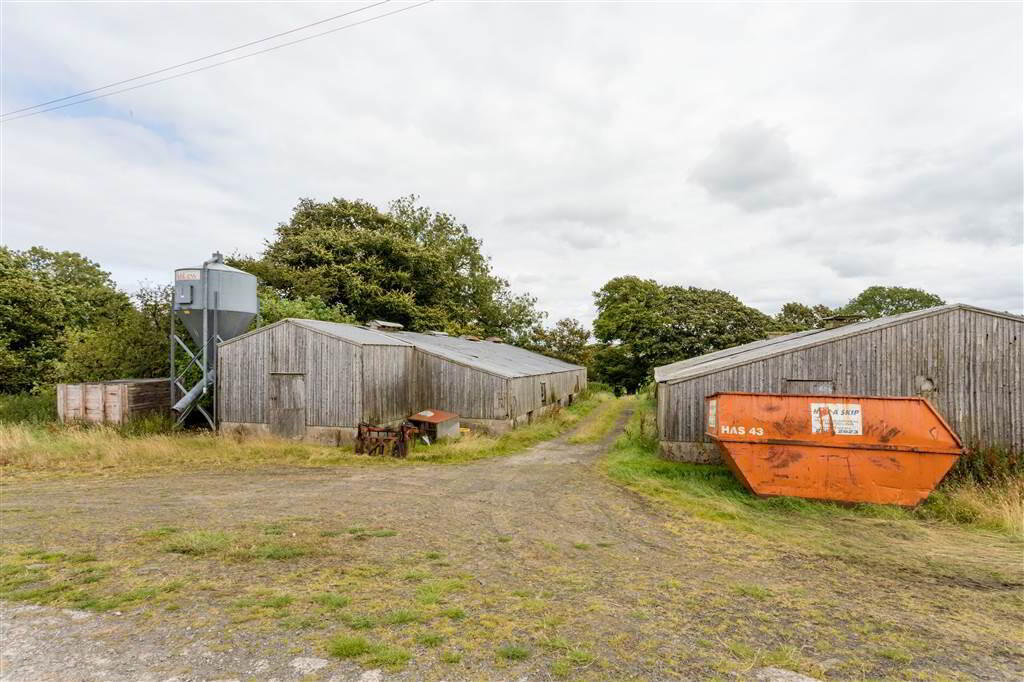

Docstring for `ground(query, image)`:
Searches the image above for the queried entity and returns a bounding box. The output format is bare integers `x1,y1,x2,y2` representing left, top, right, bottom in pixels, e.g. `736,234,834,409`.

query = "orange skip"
705,392,963,506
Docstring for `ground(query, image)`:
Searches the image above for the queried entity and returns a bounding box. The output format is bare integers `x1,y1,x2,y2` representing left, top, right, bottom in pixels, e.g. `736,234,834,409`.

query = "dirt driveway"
1,410,1021,681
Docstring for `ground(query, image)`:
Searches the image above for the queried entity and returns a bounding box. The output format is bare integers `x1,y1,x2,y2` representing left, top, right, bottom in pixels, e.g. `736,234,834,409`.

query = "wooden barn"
217,318,586,442
653,304,1023,462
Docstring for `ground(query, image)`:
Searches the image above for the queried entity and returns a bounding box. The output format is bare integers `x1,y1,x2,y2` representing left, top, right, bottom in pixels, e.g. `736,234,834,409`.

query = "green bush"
0,390,57,424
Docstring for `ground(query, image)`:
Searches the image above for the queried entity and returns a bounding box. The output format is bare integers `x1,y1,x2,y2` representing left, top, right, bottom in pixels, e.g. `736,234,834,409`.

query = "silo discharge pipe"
171,370,216,416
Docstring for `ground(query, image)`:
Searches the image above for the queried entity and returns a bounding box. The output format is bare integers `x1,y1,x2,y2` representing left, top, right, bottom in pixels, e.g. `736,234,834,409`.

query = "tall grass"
0,391,611,476
0,390,57,424
0,423,355,474
948,442,1023,483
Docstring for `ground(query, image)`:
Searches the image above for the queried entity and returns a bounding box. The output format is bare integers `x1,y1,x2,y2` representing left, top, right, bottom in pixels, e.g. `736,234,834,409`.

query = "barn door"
269,373,305,439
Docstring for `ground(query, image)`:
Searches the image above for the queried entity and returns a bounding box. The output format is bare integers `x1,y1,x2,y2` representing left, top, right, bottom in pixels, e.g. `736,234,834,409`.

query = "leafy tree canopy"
257,289,354,326
772,302,834,332
525,318,590,366
0,247,132,392
591,276,771,392
840,285,945,319
59,285,171,383
229,196,544,342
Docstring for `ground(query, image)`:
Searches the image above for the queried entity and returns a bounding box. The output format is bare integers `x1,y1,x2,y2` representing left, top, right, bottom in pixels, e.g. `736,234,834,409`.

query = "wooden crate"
57,378,169,425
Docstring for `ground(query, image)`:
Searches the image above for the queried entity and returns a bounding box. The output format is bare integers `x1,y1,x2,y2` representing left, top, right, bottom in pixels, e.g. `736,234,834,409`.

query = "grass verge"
567,394,631,444
602,395,1023,581
403,390,612,464
0,391,610,477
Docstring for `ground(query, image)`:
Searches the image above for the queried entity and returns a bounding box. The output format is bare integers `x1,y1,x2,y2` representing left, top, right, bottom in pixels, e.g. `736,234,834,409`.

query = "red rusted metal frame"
356,422,418,458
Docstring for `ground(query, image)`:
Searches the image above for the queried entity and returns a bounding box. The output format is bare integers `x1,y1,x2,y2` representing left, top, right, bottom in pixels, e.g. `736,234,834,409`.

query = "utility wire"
2,0,391,118
2,0,432,123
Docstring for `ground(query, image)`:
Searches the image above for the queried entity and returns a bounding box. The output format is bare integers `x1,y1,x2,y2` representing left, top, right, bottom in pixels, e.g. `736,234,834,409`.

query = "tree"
0,247,131,392
525,318,590,365
591,276,771,392
257,289,354,326
20,247,130,327
229,196,544,342
591,343,646,395
839,284,942,319
840,286,945,319
773,302,833,332
59,285,171,383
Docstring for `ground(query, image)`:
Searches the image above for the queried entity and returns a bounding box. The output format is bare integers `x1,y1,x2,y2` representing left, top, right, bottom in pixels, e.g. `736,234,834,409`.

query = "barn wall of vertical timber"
218,320,363,430
508,369,587,419
654,305,1023,462
362,345,414,424
414,351,508,420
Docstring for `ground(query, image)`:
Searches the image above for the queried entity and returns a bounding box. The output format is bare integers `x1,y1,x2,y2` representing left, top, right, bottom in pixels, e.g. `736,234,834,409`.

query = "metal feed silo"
171,252,257,427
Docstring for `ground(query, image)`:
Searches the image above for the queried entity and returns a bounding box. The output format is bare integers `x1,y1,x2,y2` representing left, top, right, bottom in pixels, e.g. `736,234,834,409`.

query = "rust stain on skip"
764,448,802,469
706,392,963,507
878,426,901,443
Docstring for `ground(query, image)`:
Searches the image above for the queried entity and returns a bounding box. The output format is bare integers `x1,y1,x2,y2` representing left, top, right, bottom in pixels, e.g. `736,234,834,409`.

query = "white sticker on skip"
810,402,862,436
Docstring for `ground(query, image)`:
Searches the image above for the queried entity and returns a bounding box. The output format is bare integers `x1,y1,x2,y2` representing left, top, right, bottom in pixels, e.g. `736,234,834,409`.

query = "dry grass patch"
0,423,376,477
0,390,610,478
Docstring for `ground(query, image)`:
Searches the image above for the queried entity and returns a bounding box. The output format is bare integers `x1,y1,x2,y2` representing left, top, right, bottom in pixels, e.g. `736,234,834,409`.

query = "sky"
2,1,1022,326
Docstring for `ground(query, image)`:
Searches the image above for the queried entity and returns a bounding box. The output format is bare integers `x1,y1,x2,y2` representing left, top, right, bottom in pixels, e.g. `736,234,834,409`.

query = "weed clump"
328,634,371,658
418,632,444,647
311,592,349,609
326,635,410,669
163,531,231,556
497,643,530,661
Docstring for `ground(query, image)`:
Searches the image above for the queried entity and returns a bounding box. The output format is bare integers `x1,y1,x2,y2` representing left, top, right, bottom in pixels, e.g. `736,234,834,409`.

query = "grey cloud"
561,227,612,251
690,123,827,212
822,250,894,279
504,204,629,229
866,135,1023,246
779,130,1023,252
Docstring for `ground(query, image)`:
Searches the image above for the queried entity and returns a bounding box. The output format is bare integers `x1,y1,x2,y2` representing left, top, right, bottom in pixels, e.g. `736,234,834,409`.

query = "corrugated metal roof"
291,319,412,346
655,304,1023,385
389,330,581,378
286,319,582,378
653,330,820,383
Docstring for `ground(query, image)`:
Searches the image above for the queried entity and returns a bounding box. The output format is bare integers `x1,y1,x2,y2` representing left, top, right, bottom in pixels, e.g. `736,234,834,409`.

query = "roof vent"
426,330,449,336
821,314,866,329
460,335,481,342
367,320,404,330
486,336,502,343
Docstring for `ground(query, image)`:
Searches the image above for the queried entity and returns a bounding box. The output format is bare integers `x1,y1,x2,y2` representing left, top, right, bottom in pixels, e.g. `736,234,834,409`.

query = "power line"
2,0,392,118
2,1,433,123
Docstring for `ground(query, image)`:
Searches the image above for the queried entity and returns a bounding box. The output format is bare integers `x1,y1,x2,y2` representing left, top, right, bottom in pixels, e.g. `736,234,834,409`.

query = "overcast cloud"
2,1,1021,325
